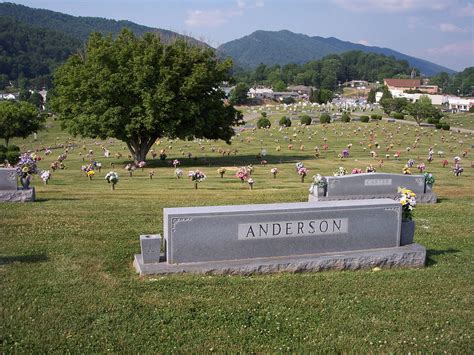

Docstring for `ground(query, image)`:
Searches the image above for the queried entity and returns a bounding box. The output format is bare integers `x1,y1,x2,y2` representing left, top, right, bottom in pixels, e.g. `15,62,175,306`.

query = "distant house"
248,87,274,99
448,97,474,112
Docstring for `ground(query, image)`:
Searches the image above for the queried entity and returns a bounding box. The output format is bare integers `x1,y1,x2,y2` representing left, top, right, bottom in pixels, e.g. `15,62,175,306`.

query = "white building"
448,97,474,112
248,87,274,99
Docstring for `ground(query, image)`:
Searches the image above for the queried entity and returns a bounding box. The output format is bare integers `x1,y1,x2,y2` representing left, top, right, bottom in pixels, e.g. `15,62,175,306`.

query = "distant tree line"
429,67,474,96
232,51,414,90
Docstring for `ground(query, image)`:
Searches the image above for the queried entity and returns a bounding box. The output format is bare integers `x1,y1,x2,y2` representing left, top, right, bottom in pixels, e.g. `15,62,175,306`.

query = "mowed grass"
1,118,473,353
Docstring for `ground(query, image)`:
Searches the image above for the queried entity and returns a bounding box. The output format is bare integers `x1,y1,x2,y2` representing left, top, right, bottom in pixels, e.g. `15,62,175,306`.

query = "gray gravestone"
0,168,17,190
309,173,436,204
133,199,426,275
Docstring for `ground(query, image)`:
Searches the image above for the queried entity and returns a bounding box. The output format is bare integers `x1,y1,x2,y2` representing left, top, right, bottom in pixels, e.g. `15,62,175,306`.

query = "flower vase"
194,182,198,190
400,220,415,246
20,175,31,190
220,173,224,179
273,173,277,179
301,175,305,183
249,184,253,190
111,183,116,191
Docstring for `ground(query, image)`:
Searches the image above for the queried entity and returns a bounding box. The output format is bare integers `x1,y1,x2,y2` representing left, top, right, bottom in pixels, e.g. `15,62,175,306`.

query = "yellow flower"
21,167,29,173
87,170,95,177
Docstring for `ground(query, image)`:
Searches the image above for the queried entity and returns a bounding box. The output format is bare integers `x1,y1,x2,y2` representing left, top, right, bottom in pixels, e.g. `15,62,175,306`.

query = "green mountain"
0,16,82,88
0,2,201,44
0,2,205,88
218,30,455,76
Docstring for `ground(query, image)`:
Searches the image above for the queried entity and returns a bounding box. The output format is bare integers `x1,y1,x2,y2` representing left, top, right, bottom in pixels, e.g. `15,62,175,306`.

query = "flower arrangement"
453,164,463,176
407,159,415,167
105,171,119,190
87,170,95,180
402,165,411,175
423,172,435,185
175,168,183,179
351,168,362,174
295,162,304,172
333,166,347,176
124,163,136,177
173,159,180,168
40,170,51,184
137,161,146,170
365,165,376,173
95,162,102,172
236,167,249,182
270,167,278,178
149,170,155,179
188,170,206,189
341,149,350,158
248,178,255,190
297,167,308,182
442,159,449,167
453,156,461,164
247,165,254,175
217,167,226,178
15,153,38,189
397,187,416,221
312,174,327,188
417,163,426,173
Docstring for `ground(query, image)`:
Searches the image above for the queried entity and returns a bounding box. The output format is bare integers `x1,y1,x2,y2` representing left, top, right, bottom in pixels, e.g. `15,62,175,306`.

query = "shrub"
427,118,440,124
261,112,267,118
257,117,271,129
341,112,351,122
5,150,20,164
442,124,450,131
469,106,474,113
320,114,331,124
300,115,312,125
370,114,382,120
360,115,369,122
279,116,291,127
393,113,404,120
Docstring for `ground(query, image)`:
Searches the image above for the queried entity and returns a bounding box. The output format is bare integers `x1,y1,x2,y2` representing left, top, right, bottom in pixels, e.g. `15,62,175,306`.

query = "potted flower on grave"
175,168,183,179
247,178,254,190
270,167,278,179
333,166,347,176
365,165,376,173
417,163,426,173
137,161,146,171
351,168,362,174
309,174,327,196
40,170,51,185
402,165,411,175
423,172,435,192
217,167,226,178
125,163,136,177
452,164,464,176
87,170,95,181
173,159,180,168
188,170,206,189
15,153,38,189
397,187,417,245
105,171,119,190
298,167,308,182
236,167,249,183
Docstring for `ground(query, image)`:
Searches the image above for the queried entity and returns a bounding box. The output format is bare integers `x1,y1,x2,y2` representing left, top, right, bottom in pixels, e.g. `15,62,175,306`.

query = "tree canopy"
0,100,44,146
50,29,243,161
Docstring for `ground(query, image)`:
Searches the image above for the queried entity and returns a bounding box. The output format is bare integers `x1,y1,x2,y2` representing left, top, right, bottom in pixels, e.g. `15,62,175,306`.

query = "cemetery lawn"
1,118,473,353
442,112,474,131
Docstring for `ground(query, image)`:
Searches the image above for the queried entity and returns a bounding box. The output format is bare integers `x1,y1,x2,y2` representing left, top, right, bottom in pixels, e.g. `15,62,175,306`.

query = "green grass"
441,112,474,130
1,118,473,352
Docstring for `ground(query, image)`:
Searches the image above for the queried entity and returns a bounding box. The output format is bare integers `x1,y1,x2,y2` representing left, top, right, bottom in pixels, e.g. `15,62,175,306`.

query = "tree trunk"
126,137,159,162
4,137,9,148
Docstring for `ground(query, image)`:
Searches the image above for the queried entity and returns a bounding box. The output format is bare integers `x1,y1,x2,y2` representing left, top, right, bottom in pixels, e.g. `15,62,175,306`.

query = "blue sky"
9,0,474,71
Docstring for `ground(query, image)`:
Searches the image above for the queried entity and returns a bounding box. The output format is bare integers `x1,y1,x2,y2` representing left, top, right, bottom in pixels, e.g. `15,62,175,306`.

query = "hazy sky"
9,0,474,71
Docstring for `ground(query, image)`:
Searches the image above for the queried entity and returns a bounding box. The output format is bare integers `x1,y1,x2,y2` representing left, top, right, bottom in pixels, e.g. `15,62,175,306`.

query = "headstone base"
0,188,35,202
133,243,426,276
308,192,437,204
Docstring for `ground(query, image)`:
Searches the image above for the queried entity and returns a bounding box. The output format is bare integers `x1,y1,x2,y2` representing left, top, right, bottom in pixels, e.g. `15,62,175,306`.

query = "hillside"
218,30,455,76
0,2,203,45
0,16,82,88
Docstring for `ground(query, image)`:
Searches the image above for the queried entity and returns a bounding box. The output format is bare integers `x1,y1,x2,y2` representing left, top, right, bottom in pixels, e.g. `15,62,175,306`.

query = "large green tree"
0,100,44,147
229,82,250,105
407,95,442,125
50,30,243,161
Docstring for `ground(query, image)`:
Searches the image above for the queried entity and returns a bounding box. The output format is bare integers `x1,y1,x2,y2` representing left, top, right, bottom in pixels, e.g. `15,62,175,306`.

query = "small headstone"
0,168,17,190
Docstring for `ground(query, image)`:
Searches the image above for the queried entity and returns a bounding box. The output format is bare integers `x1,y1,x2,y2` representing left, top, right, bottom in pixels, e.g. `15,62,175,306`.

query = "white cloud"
427,41,474,55
185,9,243,28
439,23,467,33
237,0,246,9
458,2,474,17
255,0,265,7
333,0,448,13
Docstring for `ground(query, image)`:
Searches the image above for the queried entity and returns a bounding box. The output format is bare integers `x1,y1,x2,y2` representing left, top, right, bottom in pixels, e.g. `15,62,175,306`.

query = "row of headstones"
134,172,432,275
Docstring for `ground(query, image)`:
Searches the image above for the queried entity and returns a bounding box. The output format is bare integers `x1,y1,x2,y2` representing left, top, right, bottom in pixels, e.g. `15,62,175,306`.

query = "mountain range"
217,30,455,76
0,2,456,87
